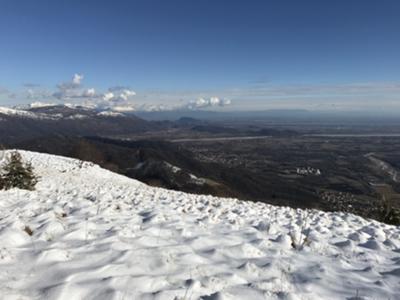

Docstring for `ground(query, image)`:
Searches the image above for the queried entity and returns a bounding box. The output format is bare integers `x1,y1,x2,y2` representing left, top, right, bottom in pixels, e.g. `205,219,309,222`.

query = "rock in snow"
0,150,399,300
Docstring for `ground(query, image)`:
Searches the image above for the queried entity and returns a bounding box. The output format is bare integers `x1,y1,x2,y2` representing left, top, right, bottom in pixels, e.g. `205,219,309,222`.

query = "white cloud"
103,88,136,102
111,105,136,112
25,79,137,111
83,88,96,97
57,74,82,92
135,103,169,112
53,74,98,101
100,88,136,111
120,89,136,101
72,74,84,85
103,92,114,101
186,97,231,110
128,97,232,112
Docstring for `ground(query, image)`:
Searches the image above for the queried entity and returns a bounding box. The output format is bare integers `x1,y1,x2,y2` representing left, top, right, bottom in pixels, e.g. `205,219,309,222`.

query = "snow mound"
0,150,399,299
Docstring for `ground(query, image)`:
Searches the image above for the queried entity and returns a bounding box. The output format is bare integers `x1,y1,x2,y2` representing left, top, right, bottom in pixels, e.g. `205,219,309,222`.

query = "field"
175,133,400,221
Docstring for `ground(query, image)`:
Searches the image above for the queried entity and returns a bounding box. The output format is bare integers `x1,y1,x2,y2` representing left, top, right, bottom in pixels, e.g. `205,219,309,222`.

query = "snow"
189,173,207,185
64,103,97,110
97,111,125,117
66,114,88,120
0,105,97,121
164,162,182,173
0,105,129,121
0,106,58,120
28,102,57,109
0,106,42,119
0,150,399,300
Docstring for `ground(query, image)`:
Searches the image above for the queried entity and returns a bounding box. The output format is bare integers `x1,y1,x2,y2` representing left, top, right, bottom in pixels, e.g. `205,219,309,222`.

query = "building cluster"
296,167,321,176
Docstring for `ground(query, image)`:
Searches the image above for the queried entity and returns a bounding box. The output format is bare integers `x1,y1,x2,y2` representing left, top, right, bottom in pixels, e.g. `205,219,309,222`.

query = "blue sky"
1,0,400,111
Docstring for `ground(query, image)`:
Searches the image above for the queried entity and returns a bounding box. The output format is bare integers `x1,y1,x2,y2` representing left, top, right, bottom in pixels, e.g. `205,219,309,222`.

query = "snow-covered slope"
0,151,399,300
0,105,123,120
0,106,58,120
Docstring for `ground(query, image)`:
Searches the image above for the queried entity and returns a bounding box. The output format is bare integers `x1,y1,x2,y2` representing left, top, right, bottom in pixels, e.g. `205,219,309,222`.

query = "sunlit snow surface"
0,151,399,300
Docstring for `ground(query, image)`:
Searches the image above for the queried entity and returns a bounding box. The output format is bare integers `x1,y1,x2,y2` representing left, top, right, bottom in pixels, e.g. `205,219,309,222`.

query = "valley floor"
0,151,399,299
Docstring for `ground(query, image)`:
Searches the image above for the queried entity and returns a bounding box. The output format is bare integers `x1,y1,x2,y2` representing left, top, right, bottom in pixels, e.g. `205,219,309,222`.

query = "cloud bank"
8,74,231,112
2,73,400,112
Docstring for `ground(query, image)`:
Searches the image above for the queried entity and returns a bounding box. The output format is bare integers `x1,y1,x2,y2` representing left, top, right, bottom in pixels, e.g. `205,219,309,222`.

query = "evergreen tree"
1,151,38,190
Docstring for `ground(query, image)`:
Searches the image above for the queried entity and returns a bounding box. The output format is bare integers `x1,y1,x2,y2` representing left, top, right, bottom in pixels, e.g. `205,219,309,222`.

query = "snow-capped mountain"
0,105,159,144
0,106,58,120
0,104,140,120
0,150,399,299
